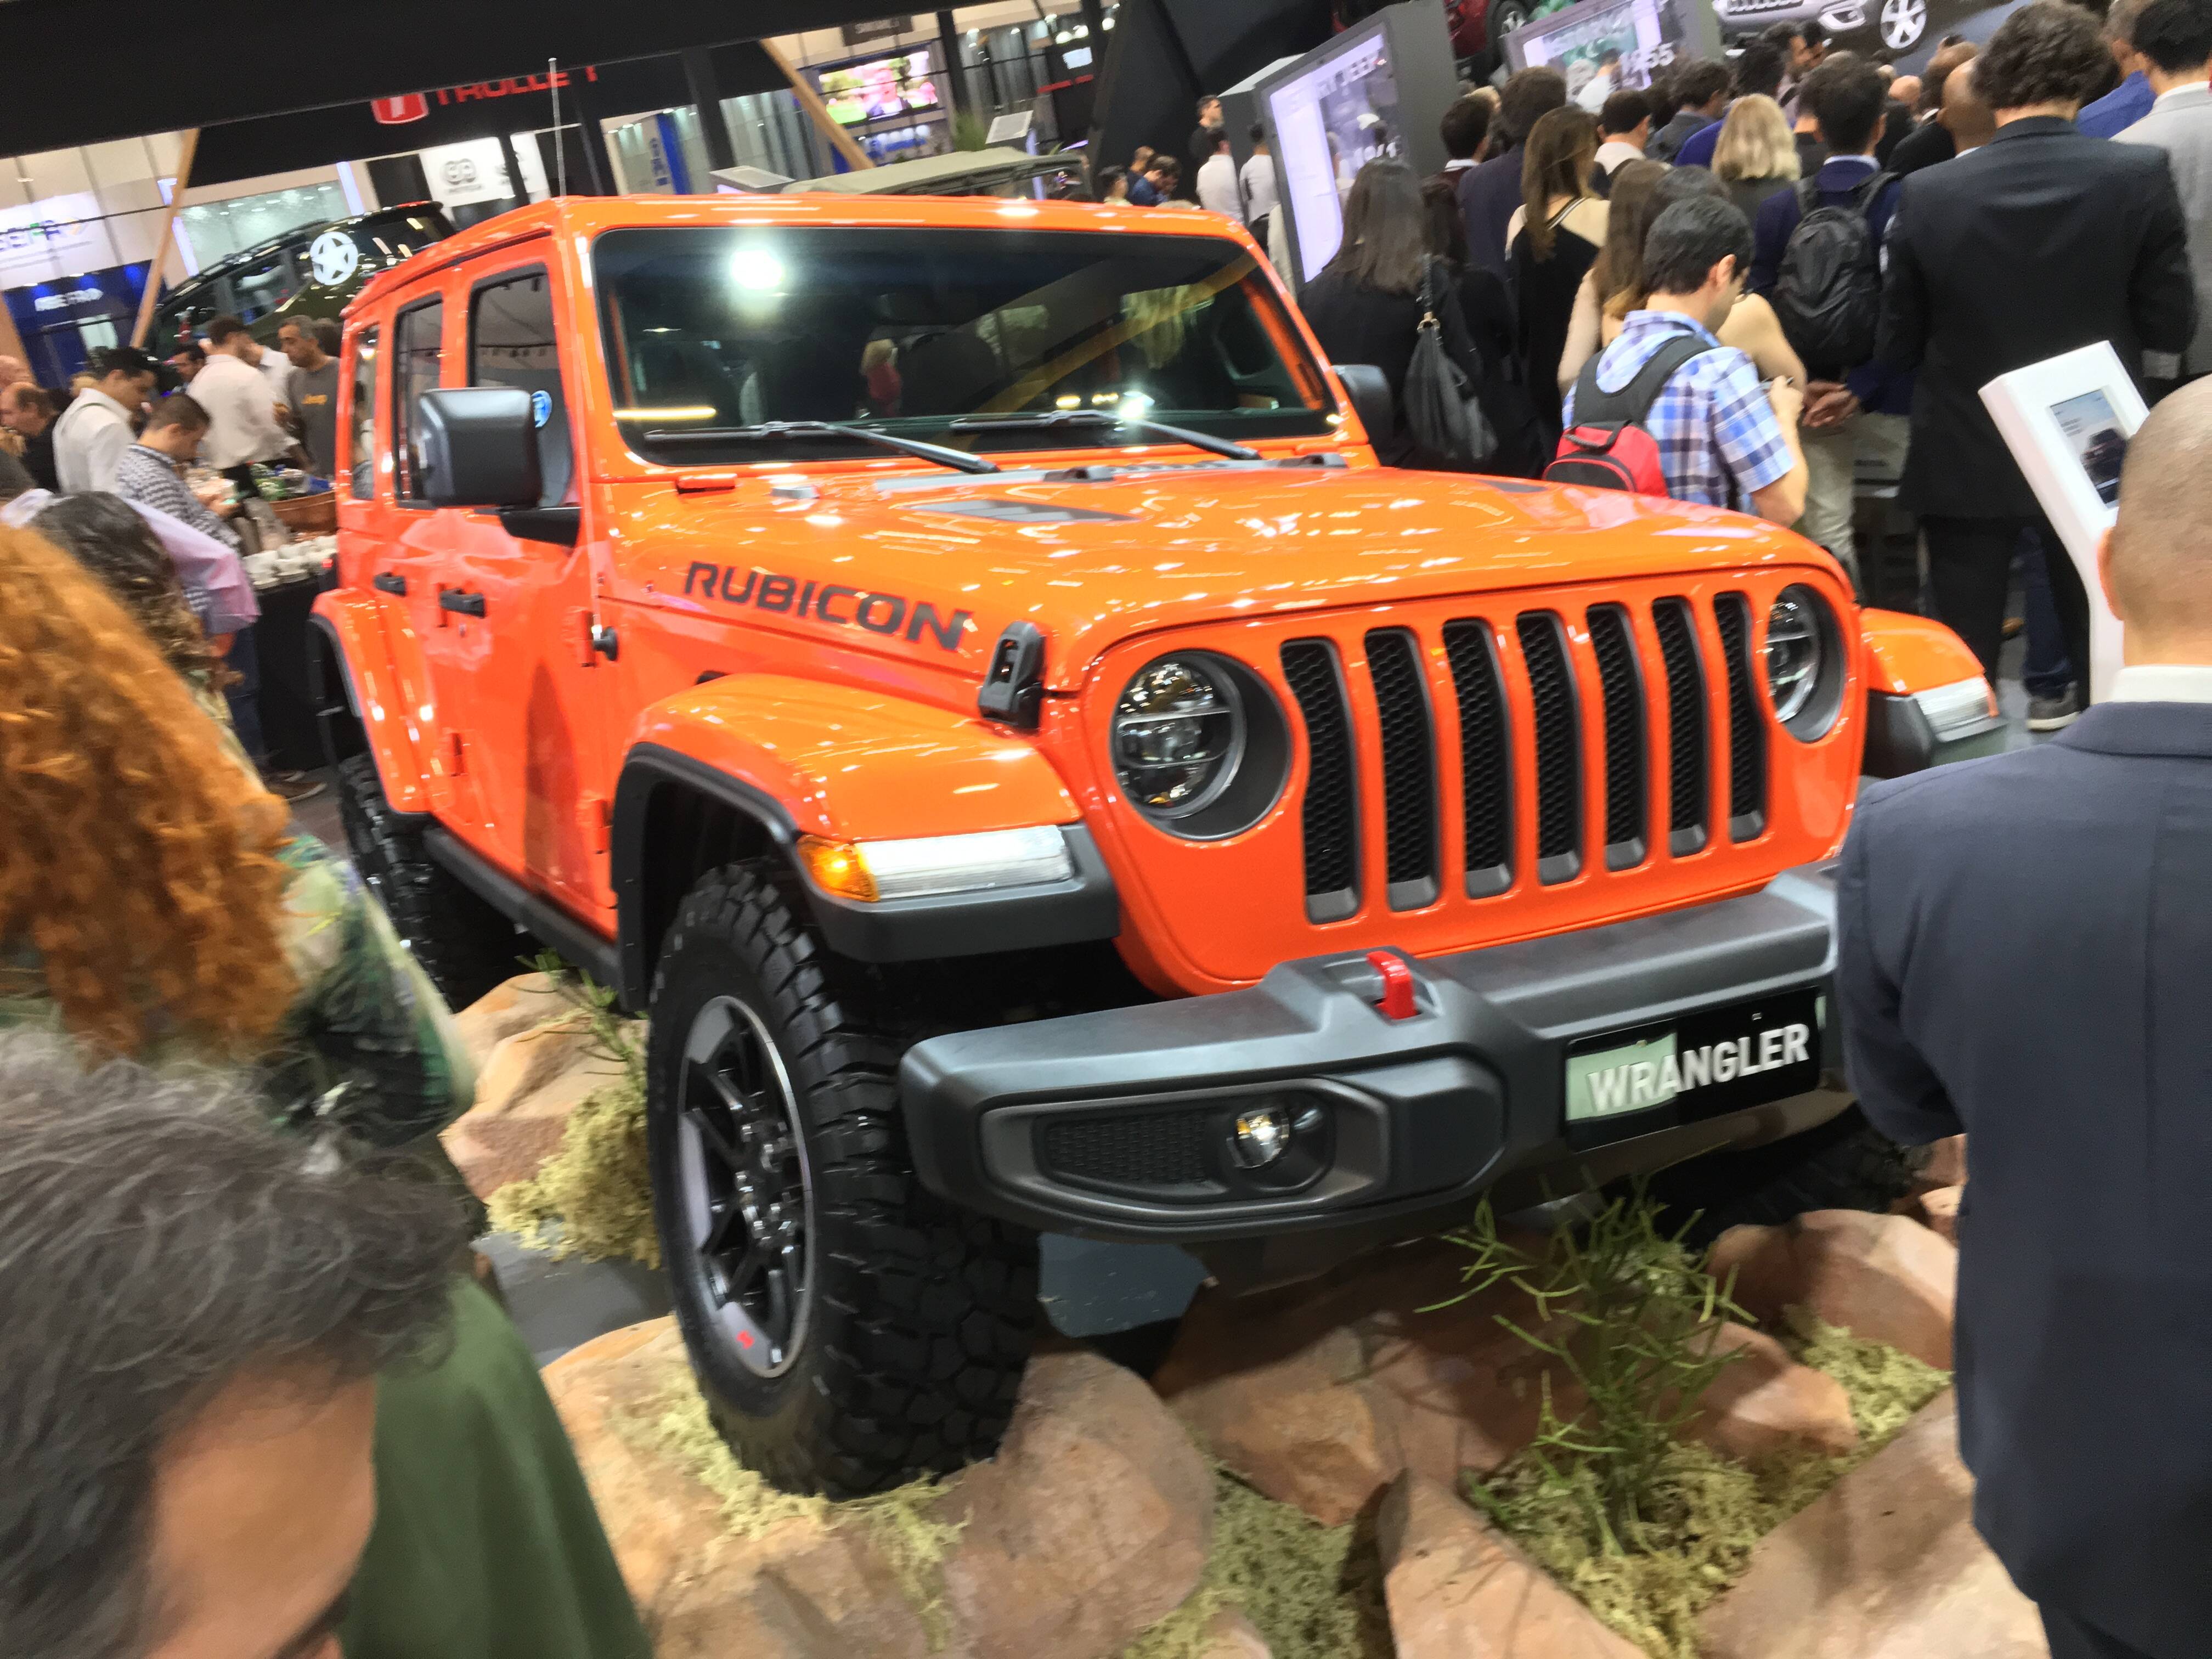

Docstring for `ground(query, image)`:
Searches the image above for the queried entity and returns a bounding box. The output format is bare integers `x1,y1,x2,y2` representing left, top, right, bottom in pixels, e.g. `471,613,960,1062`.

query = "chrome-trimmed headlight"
1110,652,1289,839
1765,585,1846,741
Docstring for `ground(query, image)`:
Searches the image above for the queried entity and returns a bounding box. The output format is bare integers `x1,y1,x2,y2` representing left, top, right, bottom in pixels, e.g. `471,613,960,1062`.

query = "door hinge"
443,730,465,775
574,609,620,665
580,793,611,854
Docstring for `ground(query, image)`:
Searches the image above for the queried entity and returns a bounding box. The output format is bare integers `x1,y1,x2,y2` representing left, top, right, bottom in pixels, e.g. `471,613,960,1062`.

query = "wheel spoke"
703,1198,749,1262
682,1089,746,1170
724,1242,771,1301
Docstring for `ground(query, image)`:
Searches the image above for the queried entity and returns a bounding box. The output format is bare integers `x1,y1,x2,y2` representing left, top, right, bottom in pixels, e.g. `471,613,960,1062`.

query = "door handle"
373,572,408,596
439,590,487,618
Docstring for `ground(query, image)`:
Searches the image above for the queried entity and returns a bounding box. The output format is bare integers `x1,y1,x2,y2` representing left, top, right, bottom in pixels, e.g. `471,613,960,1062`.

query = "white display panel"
1263,26,1402,284
1980,343,2146,703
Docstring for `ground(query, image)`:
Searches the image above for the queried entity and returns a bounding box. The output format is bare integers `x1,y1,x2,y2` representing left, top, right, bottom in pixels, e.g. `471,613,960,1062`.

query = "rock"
442,1017,629,1200
1914,1135,1968,1194
939,1347,1214,1659
1691,1322,1860,1462
1378,1474,1646,1659
1699,1392,2043,1658
1914,1186,1962,1244
545,1322,1212,1659
1710,1210,1957,1369
1197,1609,1272,1659
454,971,578,1065
1154,1238,1579,1526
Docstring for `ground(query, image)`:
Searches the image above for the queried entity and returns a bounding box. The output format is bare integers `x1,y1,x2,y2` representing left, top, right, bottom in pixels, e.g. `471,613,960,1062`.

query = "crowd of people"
0,313,347,803
1152,0,2212,731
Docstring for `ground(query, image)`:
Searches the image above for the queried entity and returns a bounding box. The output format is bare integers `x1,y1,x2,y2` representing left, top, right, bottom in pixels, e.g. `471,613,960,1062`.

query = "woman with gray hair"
0,523,649,1659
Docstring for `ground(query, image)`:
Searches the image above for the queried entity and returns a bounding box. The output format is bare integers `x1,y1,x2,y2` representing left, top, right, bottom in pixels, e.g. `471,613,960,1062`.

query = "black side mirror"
1335,364,1395,448
417,386,540,509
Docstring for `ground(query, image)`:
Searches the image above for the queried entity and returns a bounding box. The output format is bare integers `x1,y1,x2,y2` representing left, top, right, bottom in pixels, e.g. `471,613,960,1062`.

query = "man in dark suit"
1839,381,2212,1659
1457,68,1565,279
1877,0,2195,719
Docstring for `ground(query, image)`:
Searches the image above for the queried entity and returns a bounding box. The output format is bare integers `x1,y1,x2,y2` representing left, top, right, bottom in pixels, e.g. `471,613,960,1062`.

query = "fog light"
1231,1107,1293,1169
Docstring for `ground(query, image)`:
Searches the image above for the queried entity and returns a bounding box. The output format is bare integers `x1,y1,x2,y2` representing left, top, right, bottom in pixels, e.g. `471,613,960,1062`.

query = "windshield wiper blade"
644,420,1000,475
950,409,1260,462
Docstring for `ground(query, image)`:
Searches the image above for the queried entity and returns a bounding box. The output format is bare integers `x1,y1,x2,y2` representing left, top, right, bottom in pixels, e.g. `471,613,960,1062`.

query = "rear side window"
393,298,443,504
469,269,571,507
348,325,380,499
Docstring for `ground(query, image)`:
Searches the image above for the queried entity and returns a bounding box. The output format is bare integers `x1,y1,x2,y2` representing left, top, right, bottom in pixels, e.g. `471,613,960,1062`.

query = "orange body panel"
627,675,1080,842
1858,606,1988,695
318,195,1988,997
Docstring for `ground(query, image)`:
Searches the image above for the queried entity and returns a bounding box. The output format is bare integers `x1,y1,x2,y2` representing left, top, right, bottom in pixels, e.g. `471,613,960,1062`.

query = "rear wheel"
334,754,516,1009
646,861,1039,1497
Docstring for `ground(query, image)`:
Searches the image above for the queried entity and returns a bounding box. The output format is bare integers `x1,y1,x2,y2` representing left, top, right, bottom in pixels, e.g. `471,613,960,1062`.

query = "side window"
393,298,444,504
348,325,380,500
469,269,571,507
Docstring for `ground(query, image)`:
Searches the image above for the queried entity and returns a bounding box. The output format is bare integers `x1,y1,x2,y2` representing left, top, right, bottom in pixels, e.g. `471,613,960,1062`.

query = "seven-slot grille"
1281,596,1767,921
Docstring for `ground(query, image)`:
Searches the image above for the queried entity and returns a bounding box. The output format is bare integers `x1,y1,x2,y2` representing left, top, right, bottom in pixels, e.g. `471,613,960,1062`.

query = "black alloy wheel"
671,994,814,1377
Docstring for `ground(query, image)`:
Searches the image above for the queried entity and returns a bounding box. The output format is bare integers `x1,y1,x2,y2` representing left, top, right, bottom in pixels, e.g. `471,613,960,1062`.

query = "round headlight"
1764,585,1846,740
1114,656,1244,818
1764,591,1824,723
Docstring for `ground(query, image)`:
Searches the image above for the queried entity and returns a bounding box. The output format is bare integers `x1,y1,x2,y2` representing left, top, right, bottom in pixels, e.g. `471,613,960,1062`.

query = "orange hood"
606,460,1838,691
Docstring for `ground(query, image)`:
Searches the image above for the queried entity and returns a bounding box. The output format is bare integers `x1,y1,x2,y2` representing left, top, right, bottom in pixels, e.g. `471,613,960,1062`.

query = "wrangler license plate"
1561,989,1823,1149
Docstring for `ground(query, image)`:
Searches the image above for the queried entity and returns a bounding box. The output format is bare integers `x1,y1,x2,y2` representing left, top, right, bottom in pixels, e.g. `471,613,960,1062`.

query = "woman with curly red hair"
0,522,650,1659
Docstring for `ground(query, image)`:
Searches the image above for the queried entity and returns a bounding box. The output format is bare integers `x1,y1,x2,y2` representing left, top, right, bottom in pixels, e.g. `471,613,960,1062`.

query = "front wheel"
646,862,1040,1497
1880,0,1928,50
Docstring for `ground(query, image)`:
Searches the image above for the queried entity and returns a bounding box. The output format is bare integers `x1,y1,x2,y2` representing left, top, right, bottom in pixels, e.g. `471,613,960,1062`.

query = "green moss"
612,1361,964,1647
1120,1472,1390,1659
486,1076,662,1268
1467,1313,1953,1659
1786,1308,1951,1443
487,955,660,1267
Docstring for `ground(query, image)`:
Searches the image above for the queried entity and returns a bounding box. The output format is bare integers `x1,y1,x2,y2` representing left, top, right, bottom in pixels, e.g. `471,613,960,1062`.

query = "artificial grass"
486,1073,662,1267
614,1360,964,1647
1119,1471,1391,1659
1466,1310,1952,1659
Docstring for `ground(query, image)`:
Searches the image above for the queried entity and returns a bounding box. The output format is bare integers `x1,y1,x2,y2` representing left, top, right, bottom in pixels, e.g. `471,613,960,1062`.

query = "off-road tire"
646,861,1040,1498
1646,1107,1916,1246
334,754,517,1009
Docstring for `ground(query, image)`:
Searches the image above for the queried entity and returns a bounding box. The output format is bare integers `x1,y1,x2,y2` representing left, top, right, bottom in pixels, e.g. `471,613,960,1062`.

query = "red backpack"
1545,333,1723,494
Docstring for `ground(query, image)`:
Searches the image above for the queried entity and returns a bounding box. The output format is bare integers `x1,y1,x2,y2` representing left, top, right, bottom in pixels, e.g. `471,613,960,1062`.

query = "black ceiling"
0,0,925,157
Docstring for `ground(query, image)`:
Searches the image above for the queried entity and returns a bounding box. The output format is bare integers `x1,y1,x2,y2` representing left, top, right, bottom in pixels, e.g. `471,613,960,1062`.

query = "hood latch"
977,622,1047,731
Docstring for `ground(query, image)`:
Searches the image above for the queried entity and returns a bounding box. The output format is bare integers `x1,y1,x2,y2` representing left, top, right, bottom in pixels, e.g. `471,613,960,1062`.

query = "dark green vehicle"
153,202,453,352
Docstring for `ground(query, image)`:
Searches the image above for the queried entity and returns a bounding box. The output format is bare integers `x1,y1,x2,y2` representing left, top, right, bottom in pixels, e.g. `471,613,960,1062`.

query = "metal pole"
936,10,972,118
495,131,529,205
549,58,569,197
684,47,737,178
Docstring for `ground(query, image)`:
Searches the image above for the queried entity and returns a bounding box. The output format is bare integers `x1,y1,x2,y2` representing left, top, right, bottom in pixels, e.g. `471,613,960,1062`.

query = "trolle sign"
371,66,604,127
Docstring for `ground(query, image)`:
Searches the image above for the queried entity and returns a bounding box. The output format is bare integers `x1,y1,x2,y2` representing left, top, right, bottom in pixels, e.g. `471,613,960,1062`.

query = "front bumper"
901,863,1850,1259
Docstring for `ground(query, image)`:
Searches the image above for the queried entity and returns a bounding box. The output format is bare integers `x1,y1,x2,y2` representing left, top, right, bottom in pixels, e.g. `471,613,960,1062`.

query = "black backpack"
1771,172,1891,373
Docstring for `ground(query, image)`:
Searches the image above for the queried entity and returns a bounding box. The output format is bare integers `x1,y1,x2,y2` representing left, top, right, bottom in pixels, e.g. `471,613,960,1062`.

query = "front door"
393,247,613,915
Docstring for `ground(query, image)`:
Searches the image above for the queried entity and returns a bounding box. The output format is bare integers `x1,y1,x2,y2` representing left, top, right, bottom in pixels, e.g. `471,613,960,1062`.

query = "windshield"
594,225,1336,465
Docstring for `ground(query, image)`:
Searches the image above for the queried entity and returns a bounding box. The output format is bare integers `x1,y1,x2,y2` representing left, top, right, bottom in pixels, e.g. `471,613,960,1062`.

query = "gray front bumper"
901,863,1847,1246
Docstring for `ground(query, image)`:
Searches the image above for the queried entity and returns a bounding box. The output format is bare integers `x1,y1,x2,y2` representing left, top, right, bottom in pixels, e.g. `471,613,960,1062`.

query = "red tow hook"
1366,950,1419,1020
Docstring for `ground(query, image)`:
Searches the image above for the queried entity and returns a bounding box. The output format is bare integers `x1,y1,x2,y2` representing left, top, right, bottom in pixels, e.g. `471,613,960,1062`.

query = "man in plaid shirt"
114,395,242,550
1564,196,1808,522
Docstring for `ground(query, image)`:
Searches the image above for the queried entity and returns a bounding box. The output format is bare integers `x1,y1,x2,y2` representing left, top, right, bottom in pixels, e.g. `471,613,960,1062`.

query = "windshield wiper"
950,409,1260,462
642,419,1001,475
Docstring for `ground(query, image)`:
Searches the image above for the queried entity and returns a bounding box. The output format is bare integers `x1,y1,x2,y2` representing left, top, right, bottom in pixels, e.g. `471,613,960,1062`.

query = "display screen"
1522,0,1672,103
594,226,1333,466
2050,388,2128,505
817,50,943,126
1263,24,1404,282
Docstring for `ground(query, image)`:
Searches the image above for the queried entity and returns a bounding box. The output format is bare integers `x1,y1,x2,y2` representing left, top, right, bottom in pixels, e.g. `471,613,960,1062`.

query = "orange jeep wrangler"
312,195,1998,1497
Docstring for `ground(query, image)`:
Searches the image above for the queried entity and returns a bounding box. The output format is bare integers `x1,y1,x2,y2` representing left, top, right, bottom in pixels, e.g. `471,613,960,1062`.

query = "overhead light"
1056,30,1071,42
730,247,786,291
